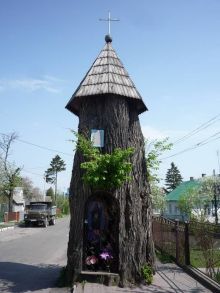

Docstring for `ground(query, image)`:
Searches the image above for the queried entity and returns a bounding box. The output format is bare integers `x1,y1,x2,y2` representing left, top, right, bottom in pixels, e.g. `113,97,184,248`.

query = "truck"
24,201,56,228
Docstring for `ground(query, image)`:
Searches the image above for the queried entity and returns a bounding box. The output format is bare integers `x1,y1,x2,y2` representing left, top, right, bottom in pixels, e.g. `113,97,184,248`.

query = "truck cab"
24,201,56,227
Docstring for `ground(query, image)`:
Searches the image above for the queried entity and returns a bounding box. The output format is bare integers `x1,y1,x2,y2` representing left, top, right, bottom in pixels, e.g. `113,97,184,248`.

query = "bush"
141,264,153,285
73,132,134,190
56,195,69,215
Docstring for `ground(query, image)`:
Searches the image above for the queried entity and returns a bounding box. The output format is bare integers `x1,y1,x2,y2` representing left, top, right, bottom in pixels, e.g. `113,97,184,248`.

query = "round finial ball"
105,34,112,43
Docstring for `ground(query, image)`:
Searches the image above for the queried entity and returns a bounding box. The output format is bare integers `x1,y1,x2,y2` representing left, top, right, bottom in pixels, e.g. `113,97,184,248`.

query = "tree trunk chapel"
66,34,154,286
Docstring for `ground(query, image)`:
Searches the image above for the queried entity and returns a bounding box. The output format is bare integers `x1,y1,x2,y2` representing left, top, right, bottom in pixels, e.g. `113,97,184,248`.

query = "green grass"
155,249,173,263
190,249,220,268
0,222,14,229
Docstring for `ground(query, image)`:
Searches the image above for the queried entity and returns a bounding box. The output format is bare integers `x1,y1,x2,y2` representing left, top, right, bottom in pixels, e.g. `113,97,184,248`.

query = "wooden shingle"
66,41,148,116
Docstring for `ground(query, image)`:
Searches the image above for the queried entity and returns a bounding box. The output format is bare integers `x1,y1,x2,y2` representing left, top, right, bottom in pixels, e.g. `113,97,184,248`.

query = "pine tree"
45,155,66,202
165,162,183,192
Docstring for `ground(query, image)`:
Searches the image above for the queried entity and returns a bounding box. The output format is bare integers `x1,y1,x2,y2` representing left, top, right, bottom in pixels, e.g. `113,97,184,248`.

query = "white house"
12,187,25,212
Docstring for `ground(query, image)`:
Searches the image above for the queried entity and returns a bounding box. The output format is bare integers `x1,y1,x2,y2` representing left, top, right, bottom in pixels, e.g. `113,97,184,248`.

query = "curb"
183,265,220,293
0,226,15,232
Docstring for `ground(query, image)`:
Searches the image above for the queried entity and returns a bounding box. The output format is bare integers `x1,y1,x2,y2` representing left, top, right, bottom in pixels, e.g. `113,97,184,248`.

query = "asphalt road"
0,216,70,293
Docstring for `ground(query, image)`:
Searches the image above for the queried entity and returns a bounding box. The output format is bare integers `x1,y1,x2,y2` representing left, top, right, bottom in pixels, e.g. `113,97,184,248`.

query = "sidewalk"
74,260,212,293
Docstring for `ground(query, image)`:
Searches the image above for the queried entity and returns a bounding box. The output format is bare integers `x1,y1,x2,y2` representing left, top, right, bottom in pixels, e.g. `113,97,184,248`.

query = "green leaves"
74,132,134,190
145,137,172,183
45,155,66,200
45,155,66,184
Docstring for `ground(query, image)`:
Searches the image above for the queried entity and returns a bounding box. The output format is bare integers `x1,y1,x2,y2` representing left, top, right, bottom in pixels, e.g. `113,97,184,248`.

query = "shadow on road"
0,262,62,292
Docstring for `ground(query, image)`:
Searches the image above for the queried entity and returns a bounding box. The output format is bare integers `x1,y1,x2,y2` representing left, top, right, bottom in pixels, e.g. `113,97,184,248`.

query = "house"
12,187,25,213
163,177,215,222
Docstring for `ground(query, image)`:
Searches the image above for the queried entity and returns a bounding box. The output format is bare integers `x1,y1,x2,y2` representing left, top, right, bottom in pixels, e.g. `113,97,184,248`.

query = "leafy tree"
74,132,134,190
151,182,166,213
165,162,183,192
0,132,22,212
32,187,43,201
21,176,34,201
56,193,69,215
45,155,66,202
46,187,55,203
145,138,172,212
178,177,216,221
145,137,172,183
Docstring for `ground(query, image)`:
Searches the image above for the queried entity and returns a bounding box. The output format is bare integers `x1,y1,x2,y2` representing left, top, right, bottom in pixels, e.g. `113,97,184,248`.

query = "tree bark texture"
67,95,154,286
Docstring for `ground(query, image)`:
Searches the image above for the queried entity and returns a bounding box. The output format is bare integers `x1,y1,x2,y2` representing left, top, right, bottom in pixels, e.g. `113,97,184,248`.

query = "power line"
0,132,73,157
21,169,44,178
16,138,73,157
173,114,220,145
0,156,44,178
162,132,220,160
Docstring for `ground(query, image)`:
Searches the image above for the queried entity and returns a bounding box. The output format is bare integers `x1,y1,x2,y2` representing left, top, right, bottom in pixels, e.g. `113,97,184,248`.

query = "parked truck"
24,201,56,227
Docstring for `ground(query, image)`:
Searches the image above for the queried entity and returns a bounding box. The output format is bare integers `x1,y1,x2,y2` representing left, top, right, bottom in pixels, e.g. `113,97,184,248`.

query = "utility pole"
213,169,218,225
217,150,220,175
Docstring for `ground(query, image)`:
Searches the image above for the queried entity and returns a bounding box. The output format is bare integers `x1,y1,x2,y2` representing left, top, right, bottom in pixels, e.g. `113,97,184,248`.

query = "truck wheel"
43,218,48,228
51,218,56,225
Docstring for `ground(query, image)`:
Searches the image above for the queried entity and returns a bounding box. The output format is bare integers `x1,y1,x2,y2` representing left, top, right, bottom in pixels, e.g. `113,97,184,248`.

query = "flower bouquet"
85,255,98,270
99,250,113,272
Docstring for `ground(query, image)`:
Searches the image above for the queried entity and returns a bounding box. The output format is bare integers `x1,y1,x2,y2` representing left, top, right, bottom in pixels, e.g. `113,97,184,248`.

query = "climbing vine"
72,131,134,190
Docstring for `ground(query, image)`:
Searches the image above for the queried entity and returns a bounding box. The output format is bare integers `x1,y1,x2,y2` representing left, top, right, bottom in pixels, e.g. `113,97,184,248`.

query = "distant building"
12,187,25,213
163,177,216,222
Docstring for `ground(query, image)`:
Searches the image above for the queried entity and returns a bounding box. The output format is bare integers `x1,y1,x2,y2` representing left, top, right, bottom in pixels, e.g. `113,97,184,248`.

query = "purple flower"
100,251,113,261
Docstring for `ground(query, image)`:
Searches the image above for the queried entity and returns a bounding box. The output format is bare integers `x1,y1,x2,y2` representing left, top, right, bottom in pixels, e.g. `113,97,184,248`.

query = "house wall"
163,201,187,221
12,204,24,213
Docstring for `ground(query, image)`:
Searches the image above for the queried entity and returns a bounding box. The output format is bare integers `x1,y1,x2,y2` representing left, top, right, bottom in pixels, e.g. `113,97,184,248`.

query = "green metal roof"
165,180,201,201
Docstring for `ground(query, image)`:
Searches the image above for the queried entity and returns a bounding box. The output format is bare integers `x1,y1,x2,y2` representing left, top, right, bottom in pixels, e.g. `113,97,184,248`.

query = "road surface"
0,216,70,293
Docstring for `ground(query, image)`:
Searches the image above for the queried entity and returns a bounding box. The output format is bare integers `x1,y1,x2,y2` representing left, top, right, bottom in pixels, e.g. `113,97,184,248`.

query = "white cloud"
141,125,166,140
0,75,64,93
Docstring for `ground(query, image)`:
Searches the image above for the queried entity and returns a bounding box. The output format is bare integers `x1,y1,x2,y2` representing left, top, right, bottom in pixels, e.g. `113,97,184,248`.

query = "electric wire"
0,132,73,157
162,132,220,160
172,114,220,145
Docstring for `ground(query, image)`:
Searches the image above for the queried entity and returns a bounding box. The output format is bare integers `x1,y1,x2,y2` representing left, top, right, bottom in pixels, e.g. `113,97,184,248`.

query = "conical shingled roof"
66,38,148,116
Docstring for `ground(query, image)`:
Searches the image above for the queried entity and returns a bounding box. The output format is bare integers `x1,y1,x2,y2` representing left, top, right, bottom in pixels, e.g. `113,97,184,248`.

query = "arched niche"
83,191,119,273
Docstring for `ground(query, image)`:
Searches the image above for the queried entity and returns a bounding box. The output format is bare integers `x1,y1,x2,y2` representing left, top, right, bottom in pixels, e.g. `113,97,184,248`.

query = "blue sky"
0,0,219,193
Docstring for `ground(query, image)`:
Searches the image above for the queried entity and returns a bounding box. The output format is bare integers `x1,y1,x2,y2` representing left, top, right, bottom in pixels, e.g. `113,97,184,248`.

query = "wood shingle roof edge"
66,41,148,116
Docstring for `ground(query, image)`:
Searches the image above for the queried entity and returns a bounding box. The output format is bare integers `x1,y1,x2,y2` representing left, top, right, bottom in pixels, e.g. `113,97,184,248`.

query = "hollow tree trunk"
67,95,154,286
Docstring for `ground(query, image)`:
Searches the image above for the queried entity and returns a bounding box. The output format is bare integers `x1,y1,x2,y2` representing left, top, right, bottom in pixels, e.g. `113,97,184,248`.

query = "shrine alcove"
83,191,119,273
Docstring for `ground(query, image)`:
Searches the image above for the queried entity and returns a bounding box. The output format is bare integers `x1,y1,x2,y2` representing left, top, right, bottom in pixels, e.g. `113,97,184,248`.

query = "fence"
0,212,4,223
152,216,220,284
4,212,20,222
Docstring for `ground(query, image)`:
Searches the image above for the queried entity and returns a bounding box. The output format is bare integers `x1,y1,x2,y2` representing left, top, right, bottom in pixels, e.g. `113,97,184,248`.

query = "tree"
150,182,166,213
45,155,66,202
165,162,183,192
145,137,172,183
46,187,55,203
0,132,21,212
178,176,220,222
21,176,34,201
32,187,43,201
56,193,69,215
178,186,203,220
145,138,172,212
66,39,155,286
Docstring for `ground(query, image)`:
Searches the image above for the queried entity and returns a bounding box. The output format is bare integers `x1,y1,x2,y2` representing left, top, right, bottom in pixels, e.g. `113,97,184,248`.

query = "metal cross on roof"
99,11,120,35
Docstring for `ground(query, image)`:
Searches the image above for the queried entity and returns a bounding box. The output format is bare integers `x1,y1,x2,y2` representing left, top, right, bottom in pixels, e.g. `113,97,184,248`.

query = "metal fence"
152,216,220,284
152,216,188,266
189,221,220,283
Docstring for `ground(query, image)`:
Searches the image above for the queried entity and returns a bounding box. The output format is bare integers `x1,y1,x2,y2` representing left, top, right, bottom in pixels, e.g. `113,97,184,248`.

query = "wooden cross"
99,11,120,35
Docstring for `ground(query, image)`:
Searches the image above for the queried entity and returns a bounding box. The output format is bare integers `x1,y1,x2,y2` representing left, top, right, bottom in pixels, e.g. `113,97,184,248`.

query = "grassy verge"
0,222,15,229
190,249,220,268
155,249,173,263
